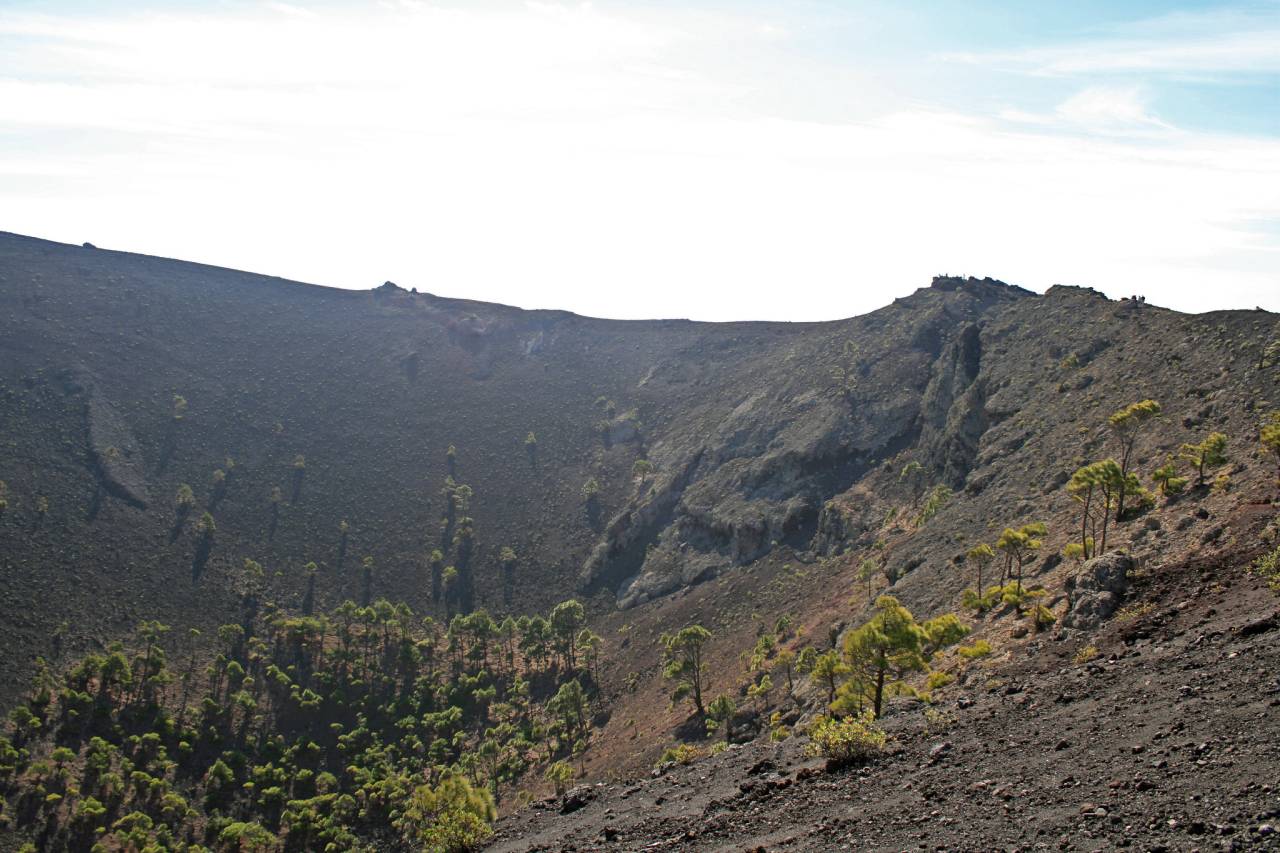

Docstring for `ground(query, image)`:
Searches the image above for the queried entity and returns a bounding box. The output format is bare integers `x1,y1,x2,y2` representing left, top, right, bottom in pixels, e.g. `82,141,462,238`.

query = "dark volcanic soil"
488,534,1280,852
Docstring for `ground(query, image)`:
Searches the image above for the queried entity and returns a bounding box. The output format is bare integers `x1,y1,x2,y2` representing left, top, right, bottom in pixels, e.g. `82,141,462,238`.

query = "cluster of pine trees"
0,587,601,852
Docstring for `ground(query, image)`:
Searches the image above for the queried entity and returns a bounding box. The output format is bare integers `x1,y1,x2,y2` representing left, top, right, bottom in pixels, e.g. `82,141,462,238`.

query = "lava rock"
1064,552,1134,629
561,785,597,814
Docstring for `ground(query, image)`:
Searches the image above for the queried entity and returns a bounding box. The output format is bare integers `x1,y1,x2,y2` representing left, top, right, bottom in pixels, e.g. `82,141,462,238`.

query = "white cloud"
0,2,1278,319
1055,86,1172,130
1001,85,1175,136
946,7,1280,77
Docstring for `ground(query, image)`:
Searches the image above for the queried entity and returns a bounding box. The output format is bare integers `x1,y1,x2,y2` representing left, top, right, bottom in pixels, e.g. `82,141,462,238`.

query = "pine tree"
1068,460,1123,556
1107,400,1161,520
550,600,586,672
843,596,928,719
399,771,495,852
995,522,1046,595
962,544,996,612
548,679,589,745
775,648,797,694
660,625,712,717
1151,457,1188,496
856,558,880,601
842,596,967,718
544,760,574,798
706,694,736,739
1178,432,1228,485
810,650,848,706
898,461,926,507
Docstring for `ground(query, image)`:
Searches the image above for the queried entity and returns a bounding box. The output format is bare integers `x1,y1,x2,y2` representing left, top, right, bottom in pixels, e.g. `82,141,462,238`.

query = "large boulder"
1063,552,1133,629
559,785,596,814
726,709,762,745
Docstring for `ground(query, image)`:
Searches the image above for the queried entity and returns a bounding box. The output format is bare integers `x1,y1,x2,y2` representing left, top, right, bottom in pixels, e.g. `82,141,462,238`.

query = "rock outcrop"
1063,552,1133,629
588,279,1032,607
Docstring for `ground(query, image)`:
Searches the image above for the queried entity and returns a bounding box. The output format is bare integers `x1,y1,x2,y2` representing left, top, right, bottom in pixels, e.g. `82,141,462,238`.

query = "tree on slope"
1107,399,1161,521
660,625,712,717
843,596,924,718
1179,432,1228,486
1068,460,1123,557
962,543,996,613
995,522,1046,595
398,771,496,852
840,598,968,719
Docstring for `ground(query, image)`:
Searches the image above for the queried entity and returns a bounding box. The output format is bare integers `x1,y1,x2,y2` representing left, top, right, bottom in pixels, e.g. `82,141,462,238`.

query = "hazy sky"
2,1,1278,320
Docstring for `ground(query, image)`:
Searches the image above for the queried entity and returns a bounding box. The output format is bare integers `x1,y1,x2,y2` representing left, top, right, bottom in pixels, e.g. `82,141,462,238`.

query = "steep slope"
488,526,1280,851
819,284,1280,619
0,230,1276,721
0,233,1021,700
560,283,1280,786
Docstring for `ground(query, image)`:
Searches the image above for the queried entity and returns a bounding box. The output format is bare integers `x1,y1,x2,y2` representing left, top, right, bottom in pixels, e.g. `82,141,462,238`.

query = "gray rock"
726,709,761,745
560,785,596,814
1063,552,1133,629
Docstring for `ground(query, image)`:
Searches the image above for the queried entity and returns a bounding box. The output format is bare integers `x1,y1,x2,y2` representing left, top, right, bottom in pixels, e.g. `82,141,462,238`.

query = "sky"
1,0,1278,321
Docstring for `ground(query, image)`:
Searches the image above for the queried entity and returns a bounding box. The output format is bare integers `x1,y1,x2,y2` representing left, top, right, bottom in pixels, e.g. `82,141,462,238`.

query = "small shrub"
1025,589,1056,632
1152,459,1187,495
803,713,886,767
926,670,954,690
956,640,992,660
1074,645,1099,664
922,706,955,733
543,761,574,797
1260,339,1280,369
961,586,1002,614
1129,485,1157,511
1063,540,1093,563
1250,546,1280,593
1115,601,1153,621
1261,412,1280,480
998,581,1027,610
656,744,702,768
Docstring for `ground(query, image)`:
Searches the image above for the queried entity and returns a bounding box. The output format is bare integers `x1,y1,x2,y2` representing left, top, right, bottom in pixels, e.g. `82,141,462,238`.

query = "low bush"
803,713,886,767
656,744,702,768
956,639,992,660
1251,546,1280,593
1073,645,1099,664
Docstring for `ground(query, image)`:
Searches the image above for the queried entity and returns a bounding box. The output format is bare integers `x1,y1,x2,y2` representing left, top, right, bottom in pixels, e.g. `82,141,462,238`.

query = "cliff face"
583,277,1030,607
0,231,1276,701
